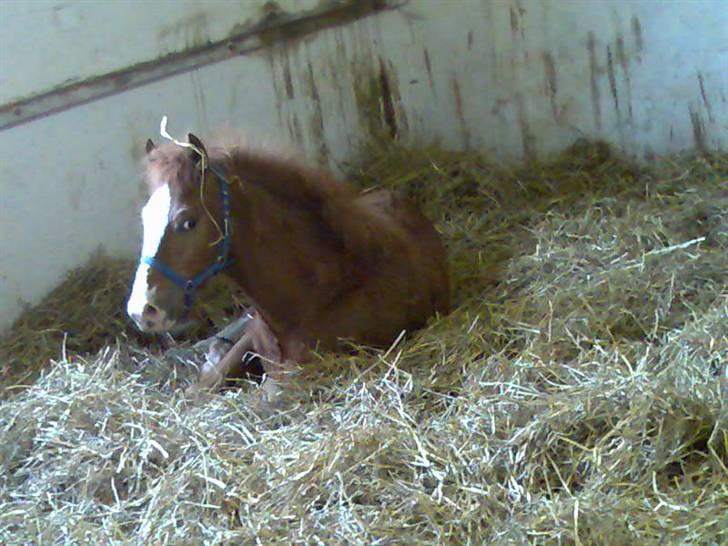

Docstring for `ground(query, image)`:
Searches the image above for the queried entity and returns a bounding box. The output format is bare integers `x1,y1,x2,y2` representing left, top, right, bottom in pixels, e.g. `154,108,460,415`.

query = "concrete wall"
1,0,726,333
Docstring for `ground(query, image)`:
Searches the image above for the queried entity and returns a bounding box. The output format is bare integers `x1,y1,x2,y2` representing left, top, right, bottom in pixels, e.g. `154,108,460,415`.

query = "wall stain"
451,77,471,149
689,107,707,153
350,22,380,139
615,34,633,121
304,60,328,164
509,2,526,40
587,32,602,131
606,45,621,121
286,111,304,146
385,58,409,137
490,97,511,116
292,113,303,146
281,49,295,99
697,73,715,122
286,116,296,143
423,48,436,95
467,30,474,51
158,12,210,53
266,52,284,128
541,51,560,123
630,15,644,54
378,57,398,139
254,0,394,51
352,47,406,142
509,7,519,38
515,93,535,160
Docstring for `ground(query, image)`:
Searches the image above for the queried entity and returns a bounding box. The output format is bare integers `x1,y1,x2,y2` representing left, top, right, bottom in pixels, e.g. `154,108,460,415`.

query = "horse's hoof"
184,383,202,400
184,379,220,401
244,379,280,413
196,360,225,390
260,377,281,401
204,339,230,367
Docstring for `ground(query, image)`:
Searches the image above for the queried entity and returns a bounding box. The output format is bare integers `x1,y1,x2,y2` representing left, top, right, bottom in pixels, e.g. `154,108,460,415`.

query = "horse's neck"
225,170,352,331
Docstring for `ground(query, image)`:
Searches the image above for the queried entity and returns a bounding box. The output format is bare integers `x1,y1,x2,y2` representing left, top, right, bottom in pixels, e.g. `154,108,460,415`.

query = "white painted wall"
1,0,726,333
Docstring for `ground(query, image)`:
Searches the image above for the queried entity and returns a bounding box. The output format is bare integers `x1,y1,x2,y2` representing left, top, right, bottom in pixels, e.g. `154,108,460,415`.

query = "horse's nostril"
143,303,159,318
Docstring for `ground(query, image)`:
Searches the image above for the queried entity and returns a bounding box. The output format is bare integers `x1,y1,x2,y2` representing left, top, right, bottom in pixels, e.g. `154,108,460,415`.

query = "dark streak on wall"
378,57,399,139
606,45,621,121
509,7,519,38
587,32,602,132
292,112,304,146
267,52,285,128
542,51,559,123
304,60,329,164
423,48,435,94
630,15,644,53
615,35,633,121
689,107,706,153
281,49,295,99
451,77,470,149
515,93,535,159
697,74,715,123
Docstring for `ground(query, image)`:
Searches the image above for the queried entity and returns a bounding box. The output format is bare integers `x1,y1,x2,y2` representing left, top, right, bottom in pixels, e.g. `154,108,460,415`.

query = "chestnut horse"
127,130,450,397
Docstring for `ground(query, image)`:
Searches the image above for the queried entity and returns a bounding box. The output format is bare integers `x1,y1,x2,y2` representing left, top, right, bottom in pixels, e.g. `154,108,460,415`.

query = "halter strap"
142,165,234,309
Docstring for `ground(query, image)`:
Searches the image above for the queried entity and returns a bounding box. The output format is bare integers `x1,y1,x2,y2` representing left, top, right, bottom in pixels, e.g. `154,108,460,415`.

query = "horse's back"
357,188,444,248
355,187,451,320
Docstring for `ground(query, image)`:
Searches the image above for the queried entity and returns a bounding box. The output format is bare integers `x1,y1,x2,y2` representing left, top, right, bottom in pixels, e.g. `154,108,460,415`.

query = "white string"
159,116,224,246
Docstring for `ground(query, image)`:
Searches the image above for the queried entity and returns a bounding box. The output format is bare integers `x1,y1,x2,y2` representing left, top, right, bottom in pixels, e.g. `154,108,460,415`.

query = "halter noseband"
141,165,234,309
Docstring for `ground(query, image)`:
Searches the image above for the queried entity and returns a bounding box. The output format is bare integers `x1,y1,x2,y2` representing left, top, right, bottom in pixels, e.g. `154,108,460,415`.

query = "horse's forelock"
143,143,196,193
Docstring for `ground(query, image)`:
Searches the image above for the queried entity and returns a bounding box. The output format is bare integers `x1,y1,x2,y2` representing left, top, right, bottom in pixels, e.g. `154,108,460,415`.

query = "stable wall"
1,0,726,333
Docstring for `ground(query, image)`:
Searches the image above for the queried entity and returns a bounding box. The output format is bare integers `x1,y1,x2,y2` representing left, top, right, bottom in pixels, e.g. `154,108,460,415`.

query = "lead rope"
159,116,225,247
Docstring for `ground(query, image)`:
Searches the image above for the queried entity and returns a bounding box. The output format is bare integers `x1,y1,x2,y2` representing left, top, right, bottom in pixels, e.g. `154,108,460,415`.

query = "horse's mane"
144,129,355,206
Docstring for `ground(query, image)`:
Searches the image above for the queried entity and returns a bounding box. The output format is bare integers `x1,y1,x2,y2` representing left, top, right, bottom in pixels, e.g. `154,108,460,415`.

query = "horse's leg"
189,331,255,394
194,310,254,366
259,339,307,402
244,317,298,402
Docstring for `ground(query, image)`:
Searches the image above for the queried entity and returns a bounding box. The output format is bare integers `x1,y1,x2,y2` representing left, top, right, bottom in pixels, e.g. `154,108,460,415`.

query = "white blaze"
126,185,171,319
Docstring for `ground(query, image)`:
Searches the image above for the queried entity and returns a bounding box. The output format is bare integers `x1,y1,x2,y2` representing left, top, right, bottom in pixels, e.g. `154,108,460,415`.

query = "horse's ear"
187,133,207,163
145,139,156,154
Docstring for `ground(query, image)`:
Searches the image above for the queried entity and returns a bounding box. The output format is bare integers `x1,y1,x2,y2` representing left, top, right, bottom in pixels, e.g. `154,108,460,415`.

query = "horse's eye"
180,219,197,232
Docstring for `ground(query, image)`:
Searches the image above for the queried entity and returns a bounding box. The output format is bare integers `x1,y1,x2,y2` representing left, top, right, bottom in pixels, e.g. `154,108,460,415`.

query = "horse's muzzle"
128,301,177,333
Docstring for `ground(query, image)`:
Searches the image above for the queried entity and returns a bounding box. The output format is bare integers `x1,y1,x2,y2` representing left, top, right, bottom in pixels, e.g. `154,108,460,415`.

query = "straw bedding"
1,141,726,545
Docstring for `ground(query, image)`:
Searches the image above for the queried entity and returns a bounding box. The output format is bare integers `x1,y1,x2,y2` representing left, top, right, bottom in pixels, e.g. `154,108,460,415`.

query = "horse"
126,129,450,398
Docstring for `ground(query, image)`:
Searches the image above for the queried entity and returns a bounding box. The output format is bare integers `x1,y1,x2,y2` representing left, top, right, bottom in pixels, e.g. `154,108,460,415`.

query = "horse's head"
127,133,232,333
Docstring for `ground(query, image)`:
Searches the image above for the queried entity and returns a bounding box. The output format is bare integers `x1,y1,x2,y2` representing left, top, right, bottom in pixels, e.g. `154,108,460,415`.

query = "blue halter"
142,165,234,309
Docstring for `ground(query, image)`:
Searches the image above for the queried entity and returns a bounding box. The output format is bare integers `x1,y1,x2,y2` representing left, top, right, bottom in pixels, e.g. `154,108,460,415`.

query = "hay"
1,142,726,544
